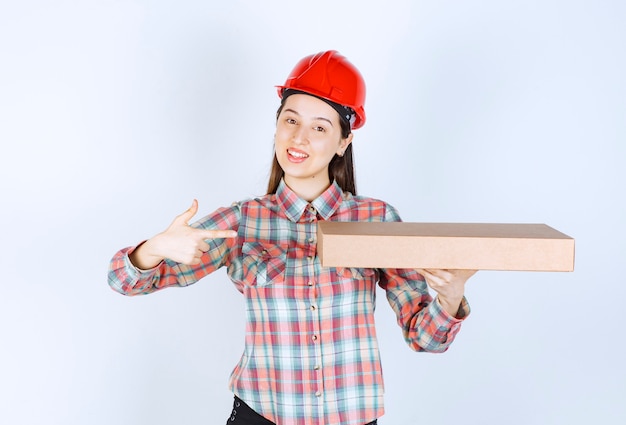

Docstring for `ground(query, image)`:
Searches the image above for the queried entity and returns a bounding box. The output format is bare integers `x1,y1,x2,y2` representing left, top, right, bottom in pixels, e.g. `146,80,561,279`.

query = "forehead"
282,94,340,123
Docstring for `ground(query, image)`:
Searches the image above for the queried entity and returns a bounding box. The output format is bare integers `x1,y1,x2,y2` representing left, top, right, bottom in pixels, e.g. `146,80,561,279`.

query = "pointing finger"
196,228,238,239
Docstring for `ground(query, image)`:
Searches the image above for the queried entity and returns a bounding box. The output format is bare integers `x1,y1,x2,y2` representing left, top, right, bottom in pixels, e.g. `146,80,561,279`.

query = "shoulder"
235,193,277,209
192,194,274,230
192,201,242,229
339,192,403,222
231,193,284,217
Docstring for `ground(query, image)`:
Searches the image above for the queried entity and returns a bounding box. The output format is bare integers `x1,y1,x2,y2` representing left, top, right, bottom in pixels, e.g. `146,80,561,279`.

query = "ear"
337,133,354,156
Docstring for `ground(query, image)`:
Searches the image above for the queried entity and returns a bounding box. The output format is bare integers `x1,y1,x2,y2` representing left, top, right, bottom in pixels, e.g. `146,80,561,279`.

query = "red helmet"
276,50,366,129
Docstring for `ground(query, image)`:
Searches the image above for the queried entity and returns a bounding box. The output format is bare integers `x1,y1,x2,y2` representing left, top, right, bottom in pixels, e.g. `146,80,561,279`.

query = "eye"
284,117,297,125
313,126,326,132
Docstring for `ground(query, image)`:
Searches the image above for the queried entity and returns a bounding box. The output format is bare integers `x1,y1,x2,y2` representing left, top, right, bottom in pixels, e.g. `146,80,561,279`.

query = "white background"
1,1,624,424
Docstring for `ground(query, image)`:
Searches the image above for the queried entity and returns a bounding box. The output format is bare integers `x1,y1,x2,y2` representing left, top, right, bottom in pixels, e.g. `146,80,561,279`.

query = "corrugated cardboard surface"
317,222,575,271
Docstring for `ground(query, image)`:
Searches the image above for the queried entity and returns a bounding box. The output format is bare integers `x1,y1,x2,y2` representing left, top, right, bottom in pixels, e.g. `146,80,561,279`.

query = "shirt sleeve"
377,202,471,353
107,204,242,296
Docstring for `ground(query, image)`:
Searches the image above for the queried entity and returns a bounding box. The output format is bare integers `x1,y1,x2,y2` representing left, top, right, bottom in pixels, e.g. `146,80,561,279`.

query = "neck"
284,175,331,202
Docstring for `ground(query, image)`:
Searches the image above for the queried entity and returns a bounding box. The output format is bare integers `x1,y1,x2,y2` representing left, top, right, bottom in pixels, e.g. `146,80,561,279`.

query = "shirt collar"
276,179,344,222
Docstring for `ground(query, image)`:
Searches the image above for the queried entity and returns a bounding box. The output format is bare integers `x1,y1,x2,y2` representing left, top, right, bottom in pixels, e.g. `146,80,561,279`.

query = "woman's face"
274,94,352,199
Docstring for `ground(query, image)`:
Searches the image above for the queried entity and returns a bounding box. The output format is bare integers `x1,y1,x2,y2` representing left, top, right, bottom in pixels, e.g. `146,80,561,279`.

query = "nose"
292,125,309,145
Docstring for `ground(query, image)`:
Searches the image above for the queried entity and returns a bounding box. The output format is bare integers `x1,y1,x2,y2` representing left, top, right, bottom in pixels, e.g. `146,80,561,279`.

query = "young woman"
108,50,476,425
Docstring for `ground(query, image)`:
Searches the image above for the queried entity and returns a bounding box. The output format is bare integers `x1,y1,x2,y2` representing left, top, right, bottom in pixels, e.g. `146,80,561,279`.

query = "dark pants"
227,396,378,425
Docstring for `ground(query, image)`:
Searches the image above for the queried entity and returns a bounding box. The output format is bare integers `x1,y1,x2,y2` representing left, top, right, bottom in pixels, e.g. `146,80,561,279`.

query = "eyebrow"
283,108,334,127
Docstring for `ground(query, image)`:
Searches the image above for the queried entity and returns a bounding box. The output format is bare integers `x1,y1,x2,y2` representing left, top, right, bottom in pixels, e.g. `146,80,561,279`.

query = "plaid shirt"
109,180,469,425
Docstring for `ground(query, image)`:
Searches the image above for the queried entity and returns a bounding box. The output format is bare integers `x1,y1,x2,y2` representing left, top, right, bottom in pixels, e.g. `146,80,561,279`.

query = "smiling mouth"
287,148,309,159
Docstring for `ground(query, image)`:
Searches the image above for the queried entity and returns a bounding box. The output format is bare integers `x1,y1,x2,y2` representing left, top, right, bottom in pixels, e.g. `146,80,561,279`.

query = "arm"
107,200,240,296
378,203,474,352
379,268,470,353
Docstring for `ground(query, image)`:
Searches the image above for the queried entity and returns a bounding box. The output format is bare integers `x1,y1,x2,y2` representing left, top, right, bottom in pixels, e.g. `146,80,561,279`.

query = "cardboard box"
317,222,575,271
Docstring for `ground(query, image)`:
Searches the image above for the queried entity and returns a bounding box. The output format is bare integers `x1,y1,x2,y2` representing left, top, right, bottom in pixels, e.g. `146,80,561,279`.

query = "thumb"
173,199,199,226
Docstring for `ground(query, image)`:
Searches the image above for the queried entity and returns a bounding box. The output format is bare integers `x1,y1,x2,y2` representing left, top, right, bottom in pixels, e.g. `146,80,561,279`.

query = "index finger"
197,229,238,239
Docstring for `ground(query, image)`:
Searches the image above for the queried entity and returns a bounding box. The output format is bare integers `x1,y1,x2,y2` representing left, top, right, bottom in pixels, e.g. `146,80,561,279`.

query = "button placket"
302,207,324,405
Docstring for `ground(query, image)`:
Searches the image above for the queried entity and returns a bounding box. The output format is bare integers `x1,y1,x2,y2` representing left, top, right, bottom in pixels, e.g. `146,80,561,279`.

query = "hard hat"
276,50,366,129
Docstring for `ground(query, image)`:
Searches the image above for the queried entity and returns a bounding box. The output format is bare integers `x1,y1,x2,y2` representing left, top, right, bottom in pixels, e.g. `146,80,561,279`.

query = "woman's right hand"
129,199,237,269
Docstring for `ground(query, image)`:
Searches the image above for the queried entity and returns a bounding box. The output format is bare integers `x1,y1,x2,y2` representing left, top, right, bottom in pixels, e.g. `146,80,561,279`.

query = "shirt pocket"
337,267,376,280
242,242,288,287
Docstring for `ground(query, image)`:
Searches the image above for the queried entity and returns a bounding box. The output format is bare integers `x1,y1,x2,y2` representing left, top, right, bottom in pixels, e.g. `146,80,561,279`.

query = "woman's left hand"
416,269,477,317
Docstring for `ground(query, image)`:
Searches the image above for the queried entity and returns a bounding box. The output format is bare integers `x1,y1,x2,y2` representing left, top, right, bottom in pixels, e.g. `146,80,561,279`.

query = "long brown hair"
266,102,357,195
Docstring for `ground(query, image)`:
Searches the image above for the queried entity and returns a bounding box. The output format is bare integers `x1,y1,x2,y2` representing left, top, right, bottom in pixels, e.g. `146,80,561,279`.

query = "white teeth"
288,149,308,158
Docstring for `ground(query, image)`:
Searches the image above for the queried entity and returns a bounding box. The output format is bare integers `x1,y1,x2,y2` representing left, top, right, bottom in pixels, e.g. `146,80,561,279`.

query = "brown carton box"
317,222,575,271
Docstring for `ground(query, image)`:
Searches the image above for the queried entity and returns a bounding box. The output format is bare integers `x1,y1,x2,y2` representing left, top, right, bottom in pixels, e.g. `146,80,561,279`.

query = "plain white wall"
1,0,624,424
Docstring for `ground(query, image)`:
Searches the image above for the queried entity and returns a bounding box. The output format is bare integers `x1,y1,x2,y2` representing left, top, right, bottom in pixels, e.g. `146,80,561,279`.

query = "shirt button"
312,335,318,341
308,281,314,286
314,364,320,370
307,237,315,244
315,391,322,397
307,255,314,261
310,304,317,311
